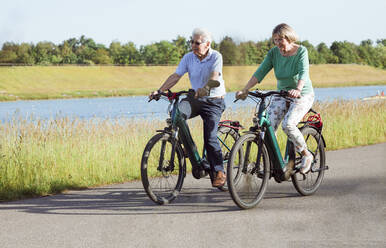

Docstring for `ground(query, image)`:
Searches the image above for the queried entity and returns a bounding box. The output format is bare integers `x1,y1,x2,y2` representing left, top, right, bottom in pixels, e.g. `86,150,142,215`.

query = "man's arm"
149,73,182,99
159,73,182,92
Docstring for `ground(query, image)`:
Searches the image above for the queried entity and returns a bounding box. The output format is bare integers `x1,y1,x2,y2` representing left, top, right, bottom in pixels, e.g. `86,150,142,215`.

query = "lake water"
0,85,385,121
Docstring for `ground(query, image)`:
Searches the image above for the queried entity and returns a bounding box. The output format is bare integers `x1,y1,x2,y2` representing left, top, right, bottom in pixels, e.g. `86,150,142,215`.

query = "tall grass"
0,100,385,201
0,64,385,101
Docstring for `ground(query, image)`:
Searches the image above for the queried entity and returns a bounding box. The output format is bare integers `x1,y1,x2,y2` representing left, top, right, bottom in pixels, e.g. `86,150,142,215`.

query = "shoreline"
0,82,385,102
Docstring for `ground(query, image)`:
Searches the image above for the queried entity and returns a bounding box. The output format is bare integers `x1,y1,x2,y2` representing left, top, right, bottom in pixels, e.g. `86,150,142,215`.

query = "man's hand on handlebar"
149,90,161,101
235,89,248,100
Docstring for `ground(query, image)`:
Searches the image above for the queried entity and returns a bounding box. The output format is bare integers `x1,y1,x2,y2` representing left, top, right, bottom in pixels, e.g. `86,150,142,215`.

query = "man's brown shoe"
212,171,226,187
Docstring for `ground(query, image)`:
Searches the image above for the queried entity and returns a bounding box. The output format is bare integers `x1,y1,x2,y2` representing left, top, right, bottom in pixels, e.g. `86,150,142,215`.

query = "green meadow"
0,99,385,201
0,64,385,101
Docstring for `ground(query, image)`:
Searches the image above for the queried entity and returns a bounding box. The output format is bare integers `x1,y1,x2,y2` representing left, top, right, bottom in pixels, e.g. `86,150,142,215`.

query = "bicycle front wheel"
227,133,270,209
291,127,326,196
141,133,185,204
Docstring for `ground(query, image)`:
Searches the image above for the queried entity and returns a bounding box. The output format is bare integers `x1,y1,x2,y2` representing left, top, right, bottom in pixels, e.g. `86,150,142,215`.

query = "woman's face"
191,35,210,58
273,34,291,53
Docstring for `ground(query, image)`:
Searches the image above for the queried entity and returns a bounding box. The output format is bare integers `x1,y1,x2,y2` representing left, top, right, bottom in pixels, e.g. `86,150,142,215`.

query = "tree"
219,36,239,65
300,40,321,64
59,41,77,64
16,43,35,64
316,43,338,64
110,41,142,65
121,42,142,64
140,41,179,65
33,41,61,65
330,41,360,64
0,42,18,63
92,48,112,64
172,36,189,59
238,41,259,65
255,39,273,63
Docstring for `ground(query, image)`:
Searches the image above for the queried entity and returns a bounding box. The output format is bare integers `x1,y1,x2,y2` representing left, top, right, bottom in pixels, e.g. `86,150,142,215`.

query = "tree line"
0,35,385,68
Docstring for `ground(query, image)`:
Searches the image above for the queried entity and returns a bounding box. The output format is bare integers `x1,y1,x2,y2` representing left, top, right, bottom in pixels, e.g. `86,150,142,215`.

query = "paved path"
1,143,385,248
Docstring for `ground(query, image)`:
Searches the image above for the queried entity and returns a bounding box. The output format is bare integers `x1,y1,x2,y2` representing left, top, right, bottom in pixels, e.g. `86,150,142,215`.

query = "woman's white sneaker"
300,153,313,174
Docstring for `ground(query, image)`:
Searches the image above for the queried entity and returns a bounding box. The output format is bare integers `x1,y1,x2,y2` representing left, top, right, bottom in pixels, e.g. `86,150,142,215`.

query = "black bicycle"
141,89,243,205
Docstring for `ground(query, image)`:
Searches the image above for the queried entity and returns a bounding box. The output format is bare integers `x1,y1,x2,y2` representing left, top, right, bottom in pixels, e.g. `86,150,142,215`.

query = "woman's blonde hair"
272,23,299,43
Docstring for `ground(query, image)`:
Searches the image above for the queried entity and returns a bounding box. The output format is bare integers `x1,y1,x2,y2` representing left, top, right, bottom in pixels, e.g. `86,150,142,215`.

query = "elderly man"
149,28,227,187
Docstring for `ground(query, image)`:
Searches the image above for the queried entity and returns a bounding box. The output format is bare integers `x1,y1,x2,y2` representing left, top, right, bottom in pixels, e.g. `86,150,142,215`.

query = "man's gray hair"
192,28,212,43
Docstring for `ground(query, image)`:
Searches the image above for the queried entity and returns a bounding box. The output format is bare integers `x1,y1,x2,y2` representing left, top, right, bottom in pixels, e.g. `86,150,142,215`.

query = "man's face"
191,35,210,57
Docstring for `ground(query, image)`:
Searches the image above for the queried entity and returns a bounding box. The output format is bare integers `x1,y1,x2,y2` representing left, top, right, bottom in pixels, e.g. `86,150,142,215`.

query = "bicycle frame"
169,98,203,167
256,99,292,170
246,91,296,182
161,91,240,171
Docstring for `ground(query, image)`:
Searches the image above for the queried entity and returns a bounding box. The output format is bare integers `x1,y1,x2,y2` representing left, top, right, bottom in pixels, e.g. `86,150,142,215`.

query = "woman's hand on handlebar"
235,89,248,100
288,89,301,98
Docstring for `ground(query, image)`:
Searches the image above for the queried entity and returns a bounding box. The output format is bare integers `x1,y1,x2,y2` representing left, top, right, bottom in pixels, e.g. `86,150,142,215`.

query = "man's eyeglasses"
190,40,204,46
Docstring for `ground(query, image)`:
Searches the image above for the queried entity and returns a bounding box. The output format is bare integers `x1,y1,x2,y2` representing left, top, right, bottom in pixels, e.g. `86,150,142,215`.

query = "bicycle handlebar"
248,89,288,98
148,89,194,102
234,89,288,103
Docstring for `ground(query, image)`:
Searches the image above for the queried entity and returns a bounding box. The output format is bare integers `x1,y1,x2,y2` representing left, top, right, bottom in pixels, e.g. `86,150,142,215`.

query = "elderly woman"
150,28,227,187
236,23,315,174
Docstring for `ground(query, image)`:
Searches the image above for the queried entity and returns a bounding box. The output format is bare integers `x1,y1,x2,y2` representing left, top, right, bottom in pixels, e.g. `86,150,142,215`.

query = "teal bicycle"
227,89,328,209
141,89,243,205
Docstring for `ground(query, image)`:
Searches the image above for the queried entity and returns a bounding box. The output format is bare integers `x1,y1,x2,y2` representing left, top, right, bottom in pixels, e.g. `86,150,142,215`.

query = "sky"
1,0,385,48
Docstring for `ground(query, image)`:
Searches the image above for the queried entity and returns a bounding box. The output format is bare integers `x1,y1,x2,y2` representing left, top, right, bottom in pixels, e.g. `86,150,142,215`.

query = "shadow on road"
0,181,298,216
0,183,237,215
4,174,381,216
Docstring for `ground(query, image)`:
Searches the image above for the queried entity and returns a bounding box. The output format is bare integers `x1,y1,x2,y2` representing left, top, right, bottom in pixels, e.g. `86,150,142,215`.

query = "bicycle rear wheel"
291,127,326,196
227,133,270,209
141,133,185,204
216,126,242,191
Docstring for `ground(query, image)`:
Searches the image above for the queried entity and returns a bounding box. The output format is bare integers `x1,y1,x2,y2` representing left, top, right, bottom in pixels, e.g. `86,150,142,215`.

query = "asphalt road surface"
1,143,385,248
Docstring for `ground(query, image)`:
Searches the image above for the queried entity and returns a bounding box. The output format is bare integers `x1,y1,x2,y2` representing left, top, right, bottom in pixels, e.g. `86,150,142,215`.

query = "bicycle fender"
156,129,172,135
299,125,326,148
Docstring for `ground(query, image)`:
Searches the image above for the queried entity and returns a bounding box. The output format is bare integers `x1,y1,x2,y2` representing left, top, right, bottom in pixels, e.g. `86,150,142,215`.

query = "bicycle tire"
227,133,270,209
291,127,326,196
141,133,185,204
216,126,241,191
